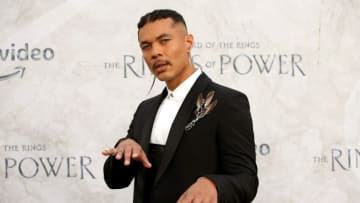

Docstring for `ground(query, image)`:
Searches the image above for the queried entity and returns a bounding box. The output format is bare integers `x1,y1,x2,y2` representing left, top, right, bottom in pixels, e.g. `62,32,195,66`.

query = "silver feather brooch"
185,91,218,131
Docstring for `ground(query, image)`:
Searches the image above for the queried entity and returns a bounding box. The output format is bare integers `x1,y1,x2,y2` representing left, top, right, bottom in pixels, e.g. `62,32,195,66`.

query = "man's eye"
141,45,151,50
160,39,170,44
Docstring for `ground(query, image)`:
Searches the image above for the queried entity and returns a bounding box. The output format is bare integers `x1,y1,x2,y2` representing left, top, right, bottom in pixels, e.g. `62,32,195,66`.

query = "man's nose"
151,43,163,59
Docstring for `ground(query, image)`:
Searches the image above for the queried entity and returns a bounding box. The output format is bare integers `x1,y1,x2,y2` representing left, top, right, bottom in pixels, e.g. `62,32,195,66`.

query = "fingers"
177,177,217,203
176,193,187,203
177,193,215,203
131,145,141,158
101,148,116,156
115,148,124,160
123,146,132,166
130,146,152,168
102,138,152,168
137,150,152,168
177,193,196,203
101,148,124,160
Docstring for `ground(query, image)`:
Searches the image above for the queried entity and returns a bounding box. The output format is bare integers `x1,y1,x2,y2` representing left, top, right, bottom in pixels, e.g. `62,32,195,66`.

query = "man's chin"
154,72,170,81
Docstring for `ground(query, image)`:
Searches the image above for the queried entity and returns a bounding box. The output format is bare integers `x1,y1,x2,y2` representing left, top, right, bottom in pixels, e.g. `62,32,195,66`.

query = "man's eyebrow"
156,33,171,40
140,33,172,45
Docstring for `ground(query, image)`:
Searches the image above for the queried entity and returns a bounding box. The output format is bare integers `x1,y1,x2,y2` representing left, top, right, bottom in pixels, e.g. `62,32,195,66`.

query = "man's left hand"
177,177,218,203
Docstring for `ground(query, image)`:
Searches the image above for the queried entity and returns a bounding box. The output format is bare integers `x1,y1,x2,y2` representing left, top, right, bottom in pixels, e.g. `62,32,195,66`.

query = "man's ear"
185,34,194,53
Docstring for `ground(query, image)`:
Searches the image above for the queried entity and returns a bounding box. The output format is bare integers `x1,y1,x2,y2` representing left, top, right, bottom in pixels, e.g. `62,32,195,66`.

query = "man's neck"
166,65,196,91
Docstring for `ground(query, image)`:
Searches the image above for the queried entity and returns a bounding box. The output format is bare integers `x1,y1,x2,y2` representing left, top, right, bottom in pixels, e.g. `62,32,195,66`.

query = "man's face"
138,18,193,86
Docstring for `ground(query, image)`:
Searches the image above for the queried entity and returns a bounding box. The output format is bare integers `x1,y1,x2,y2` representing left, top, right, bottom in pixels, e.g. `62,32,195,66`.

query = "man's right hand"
102,138,152,168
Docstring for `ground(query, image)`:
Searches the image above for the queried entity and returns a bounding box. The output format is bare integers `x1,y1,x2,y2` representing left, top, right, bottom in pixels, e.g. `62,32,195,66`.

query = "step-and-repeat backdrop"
1,0,359,202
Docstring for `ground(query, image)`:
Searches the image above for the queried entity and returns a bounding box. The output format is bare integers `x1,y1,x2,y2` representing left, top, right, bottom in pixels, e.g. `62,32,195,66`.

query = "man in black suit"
102,9,258,203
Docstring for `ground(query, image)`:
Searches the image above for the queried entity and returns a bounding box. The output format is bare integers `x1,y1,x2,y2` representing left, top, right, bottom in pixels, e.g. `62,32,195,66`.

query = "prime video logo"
0,43,55,81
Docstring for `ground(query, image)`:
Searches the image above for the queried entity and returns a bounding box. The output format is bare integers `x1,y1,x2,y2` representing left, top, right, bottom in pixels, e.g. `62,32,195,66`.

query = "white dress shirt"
150,69,202,145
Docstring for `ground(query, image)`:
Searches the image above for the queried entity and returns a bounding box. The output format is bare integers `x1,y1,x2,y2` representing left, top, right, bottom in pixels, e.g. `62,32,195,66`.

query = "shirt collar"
167,68,202,101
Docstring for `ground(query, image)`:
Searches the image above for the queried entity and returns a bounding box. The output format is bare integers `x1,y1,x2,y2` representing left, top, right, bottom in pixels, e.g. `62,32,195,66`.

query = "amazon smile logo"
0,43,55,81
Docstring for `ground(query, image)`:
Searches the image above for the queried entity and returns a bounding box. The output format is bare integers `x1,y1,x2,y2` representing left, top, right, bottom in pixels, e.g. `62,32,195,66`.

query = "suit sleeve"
204,92,259,203
103,105,141,189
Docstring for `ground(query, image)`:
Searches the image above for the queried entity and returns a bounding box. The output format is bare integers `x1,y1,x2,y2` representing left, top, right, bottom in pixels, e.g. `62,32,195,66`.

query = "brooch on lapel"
185,91,218,131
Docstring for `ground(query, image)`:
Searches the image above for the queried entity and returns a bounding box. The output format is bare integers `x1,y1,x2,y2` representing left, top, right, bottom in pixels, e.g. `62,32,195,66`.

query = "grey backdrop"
1,0,359,202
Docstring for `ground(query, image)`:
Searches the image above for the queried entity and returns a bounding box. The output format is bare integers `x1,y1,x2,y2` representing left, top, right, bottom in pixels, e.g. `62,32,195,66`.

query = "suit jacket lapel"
153,73,212,187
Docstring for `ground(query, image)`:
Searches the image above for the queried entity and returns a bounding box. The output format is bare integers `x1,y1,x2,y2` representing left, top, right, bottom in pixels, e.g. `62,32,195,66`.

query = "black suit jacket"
104,73,258,203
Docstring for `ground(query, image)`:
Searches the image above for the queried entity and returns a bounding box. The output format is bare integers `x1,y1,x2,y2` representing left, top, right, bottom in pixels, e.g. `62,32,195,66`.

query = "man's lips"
152,60,171,73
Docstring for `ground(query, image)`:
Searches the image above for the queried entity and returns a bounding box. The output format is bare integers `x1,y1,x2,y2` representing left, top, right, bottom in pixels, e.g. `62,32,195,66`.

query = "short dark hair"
137,9,187,31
